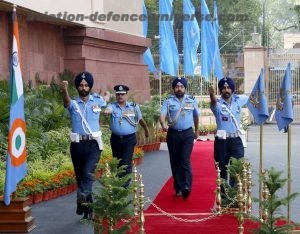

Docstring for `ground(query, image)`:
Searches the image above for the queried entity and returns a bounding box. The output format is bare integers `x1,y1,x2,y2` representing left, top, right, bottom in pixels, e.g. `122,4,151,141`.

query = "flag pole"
287,124,291,223
259,124,263,219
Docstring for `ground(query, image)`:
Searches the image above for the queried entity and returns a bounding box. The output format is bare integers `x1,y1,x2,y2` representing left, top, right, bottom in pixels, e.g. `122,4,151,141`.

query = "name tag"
222,116,228,121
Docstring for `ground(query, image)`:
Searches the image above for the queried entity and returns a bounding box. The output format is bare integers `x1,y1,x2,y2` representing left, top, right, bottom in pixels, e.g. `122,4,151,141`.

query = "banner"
4,10,27,205
212,0,223,79
159,0,179,76
275,63,293,131
183,0,200,76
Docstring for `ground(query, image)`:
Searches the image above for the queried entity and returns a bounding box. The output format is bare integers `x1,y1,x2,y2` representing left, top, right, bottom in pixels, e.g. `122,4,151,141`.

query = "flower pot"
42,191,50,201
33,193,43,204
133,157,143,165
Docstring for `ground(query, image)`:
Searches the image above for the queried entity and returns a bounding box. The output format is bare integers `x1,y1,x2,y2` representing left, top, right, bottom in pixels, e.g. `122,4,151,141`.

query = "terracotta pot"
33,193,43,204
42,191,50,201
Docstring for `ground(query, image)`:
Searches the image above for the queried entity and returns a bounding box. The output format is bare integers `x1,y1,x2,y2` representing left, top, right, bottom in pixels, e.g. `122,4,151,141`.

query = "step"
0,216,36,233
0,206,32,221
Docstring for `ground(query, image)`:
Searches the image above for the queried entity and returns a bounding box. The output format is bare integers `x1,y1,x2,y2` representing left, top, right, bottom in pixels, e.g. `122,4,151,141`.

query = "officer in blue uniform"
60,71,106,219
209,77,248,190
104,85,149,185
159,77,200,199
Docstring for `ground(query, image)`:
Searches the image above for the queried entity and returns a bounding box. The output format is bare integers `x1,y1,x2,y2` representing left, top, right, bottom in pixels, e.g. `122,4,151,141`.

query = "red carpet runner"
144,141,254,234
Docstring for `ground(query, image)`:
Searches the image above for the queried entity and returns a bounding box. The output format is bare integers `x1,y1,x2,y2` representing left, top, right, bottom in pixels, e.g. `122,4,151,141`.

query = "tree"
144,0,262,53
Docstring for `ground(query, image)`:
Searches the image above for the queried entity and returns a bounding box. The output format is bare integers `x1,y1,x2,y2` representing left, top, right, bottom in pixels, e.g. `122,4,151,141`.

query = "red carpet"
144,141,255,234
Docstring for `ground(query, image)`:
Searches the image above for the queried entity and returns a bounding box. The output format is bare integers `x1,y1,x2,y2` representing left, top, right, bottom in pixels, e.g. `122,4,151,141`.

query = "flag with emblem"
183,0,200,76
247,69,269,125
159,0,179,76
4,10,27,206
275,63,293,131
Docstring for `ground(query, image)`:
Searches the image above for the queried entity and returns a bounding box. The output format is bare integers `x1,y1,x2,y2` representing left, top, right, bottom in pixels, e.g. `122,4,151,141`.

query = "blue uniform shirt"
67,93,106,135
211,94,248,133
161,94,200,130
107,102,142,135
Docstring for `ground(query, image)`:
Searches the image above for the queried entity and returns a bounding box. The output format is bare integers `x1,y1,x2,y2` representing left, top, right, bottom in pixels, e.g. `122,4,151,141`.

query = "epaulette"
167,95,174,99
187,95,195,100
130,102,136,107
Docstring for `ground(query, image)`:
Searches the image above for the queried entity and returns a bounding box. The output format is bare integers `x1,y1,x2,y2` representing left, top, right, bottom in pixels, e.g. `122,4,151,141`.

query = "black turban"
74,72,94,89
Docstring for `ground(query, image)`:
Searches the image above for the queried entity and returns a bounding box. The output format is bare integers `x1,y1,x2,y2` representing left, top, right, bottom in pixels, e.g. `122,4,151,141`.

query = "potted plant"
133,146,144,165
89,158,135,233
246,167,300,233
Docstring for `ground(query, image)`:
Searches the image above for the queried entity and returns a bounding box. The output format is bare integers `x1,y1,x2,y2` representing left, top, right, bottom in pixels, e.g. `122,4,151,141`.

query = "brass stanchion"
215,162,222,214
138,175,145,234
132,165,139,216
261,171,269,223
242,164,248,214
237,176,244,234
246,163,252,215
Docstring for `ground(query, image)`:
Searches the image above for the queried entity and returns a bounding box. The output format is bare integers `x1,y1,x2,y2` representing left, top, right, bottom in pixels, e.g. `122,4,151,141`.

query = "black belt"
79,134,93,142
112,133,135,139
169,127,192,132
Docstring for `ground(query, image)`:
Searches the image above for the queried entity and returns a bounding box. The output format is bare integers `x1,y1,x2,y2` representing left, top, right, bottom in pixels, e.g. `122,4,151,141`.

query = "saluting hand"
208,86,215,95
59,80,68,91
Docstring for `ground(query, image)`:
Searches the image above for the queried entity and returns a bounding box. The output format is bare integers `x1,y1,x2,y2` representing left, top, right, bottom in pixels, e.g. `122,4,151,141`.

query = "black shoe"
76,195,86,215
182,188,190,199
174,191,182,197
82,212,93,220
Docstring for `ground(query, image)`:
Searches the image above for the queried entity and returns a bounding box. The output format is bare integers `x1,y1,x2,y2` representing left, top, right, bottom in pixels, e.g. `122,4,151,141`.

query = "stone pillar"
244,46,267,94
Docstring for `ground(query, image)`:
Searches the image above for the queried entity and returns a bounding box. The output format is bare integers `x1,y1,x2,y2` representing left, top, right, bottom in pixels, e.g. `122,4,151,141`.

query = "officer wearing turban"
59,71,106,220
104,85,149,186
159,77,200,199
209,77,249,199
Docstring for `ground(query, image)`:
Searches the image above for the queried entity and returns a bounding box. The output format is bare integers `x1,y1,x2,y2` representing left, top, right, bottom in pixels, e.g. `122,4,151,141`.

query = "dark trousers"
70,140,101,201
167,128,195,193
110,133,137,176
214,137,244,187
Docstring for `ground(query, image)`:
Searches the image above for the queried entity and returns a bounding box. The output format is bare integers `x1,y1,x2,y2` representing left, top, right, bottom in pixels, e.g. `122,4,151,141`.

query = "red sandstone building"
0,0,151,102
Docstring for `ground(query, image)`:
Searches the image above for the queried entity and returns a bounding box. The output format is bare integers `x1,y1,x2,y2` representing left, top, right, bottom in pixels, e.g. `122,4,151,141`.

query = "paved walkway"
24,124,300,233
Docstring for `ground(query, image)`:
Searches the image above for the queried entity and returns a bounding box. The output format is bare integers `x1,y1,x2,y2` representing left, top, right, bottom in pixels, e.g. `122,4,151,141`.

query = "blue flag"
183,0,200,76
212,0,223,79
4,10,27,205
142,1,156,73
247,69,269,125
201,0,215,80
159,0,179,76
275,63,293,131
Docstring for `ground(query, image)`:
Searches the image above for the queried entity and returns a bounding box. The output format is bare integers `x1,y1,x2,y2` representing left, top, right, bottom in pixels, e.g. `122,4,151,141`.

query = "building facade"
0,0,151,102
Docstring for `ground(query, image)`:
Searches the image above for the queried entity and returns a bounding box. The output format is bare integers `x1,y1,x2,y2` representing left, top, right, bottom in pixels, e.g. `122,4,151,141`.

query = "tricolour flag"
212,0,223,79
159,0,179,76
247,69,269,125
4,10,27,205
143,1,156,73
183,0,200,76
275,63,293,131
